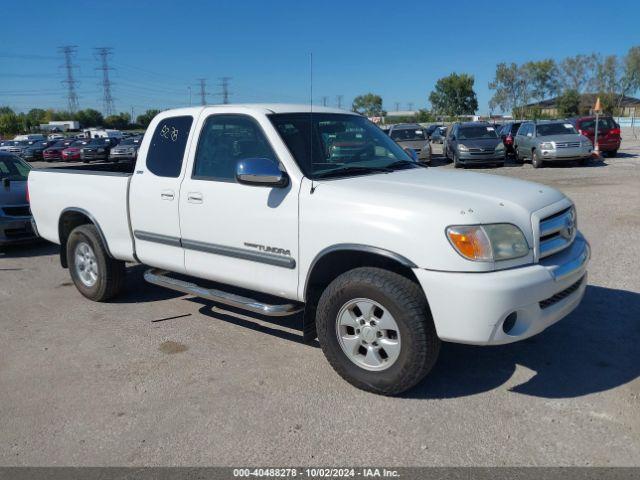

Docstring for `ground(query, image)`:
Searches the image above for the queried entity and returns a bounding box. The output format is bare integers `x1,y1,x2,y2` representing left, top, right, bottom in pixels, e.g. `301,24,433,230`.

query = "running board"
143,268,303,317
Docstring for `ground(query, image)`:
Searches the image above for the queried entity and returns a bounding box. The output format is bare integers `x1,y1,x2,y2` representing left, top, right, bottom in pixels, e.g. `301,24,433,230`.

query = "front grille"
555,142,581,148
2,205,30,217
538,206,576,259
539,275,585,309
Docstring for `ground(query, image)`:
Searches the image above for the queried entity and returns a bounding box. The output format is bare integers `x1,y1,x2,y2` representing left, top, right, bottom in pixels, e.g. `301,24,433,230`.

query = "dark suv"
497,122,522,157
568,116,621,157
443,122,505,168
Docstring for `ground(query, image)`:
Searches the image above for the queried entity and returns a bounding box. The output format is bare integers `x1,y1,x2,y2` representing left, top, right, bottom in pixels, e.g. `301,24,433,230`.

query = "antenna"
94,47,115,115
59,46,79,112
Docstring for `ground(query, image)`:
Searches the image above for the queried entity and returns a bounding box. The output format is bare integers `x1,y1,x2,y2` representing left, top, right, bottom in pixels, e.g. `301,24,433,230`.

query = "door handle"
187,192,203,204
161,189,175,201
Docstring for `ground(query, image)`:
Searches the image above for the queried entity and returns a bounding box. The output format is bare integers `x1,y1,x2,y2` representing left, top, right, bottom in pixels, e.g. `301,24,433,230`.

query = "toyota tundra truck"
28,105,590,395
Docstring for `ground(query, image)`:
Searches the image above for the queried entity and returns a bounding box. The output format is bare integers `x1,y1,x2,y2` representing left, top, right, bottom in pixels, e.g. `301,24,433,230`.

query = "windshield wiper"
385,160,427,170
313,166,394,179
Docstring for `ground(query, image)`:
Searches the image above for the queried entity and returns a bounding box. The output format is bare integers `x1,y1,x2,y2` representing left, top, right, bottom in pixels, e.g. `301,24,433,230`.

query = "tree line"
0,106,162,136
350,45,639,120
490,46,640,117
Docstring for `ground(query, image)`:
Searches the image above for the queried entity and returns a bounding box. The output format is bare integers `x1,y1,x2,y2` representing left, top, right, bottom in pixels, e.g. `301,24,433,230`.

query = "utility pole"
336,95,343,109
197,78,208,105
408,102,414,111
217,76,232,104
188,86,192,106
94,47,115,115
59,46,79,113
321,96,328,107
394,102,400,112
130,106,134,125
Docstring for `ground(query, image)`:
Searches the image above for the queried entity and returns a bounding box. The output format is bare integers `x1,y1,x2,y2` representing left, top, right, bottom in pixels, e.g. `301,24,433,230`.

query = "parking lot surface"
1,134,639,466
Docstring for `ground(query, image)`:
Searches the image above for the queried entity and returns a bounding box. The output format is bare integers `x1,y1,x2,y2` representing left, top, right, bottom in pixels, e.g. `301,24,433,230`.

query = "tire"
67,224,125,302
531,150,543,168
315,267,440,396
453,152,462,168
579,157,590,166
608,149,618,158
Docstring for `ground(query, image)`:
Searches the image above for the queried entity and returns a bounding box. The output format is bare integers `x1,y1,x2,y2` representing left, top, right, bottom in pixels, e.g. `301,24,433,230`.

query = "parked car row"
0,135,143,163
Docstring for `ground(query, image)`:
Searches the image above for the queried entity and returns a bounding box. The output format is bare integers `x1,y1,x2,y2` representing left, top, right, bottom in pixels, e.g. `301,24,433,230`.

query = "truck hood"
302,168,569,272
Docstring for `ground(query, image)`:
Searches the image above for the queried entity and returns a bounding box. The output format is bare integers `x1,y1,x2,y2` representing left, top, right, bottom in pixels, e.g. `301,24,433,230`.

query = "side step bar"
143,268,303,317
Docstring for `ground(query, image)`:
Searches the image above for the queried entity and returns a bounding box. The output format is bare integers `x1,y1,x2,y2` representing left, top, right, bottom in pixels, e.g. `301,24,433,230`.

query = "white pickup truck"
29,105,590,395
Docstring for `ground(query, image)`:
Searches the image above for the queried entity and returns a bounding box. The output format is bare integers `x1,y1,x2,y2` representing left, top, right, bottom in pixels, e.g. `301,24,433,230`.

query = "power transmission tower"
408,102,414,111
59,46,80,112
217,77,232,104
394,102,400,111
94,47,115,115
336,95,343,109
197,78,208,105
321,96,328,106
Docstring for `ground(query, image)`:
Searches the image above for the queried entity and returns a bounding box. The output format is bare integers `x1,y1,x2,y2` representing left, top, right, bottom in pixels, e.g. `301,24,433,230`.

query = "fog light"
502,312,518,334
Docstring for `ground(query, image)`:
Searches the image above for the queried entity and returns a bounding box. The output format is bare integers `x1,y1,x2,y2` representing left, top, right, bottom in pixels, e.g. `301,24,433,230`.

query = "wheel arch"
301,244,422,343
58,207,112,268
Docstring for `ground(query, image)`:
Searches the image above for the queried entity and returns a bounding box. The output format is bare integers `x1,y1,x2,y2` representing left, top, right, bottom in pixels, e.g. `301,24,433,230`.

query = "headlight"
97,148,105,153
446,224,529,262
458,144,469,152
540,142,555,150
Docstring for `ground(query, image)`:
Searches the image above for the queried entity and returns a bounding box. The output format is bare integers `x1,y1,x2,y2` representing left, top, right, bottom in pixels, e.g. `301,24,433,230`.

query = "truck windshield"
269,113,416,179
0,156,31,181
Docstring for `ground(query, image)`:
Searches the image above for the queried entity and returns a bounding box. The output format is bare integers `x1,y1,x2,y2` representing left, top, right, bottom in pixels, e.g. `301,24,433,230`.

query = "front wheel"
315,267,440,396
532,150,543,168
453,152,462,168
67,224,125,302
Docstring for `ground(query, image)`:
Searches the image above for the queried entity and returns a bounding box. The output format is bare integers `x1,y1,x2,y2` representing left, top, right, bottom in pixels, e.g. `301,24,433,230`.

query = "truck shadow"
405,284,640,399
0,240,57,258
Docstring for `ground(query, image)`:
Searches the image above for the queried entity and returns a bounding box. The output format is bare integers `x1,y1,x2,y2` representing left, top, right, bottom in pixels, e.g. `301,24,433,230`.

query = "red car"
43,139,75,162
60,140,88,161
570,116,621,157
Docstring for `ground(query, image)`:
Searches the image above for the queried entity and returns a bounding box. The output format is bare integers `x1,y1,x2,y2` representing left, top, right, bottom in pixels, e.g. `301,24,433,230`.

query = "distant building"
39,120,80,131
526,94,640,117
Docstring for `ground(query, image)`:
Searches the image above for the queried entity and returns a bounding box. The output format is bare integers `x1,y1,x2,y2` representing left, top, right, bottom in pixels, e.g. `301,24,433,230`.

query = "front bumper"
459,151,505,163
541,147,592,161
414,233,590,345
0,216,38,246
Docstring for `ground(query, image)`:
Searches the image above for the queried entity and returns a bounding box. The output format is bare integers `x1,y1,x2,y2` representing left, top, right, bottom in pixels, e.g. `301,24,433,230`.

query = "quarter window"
193,114,277,181
146,115,193,178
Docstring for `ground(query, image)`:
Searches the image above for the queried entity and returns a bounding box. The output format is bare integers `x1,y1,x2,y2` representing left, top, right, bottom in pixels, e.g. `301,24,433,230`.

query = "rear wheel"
608,149,618,158
67,224,125,302
316,267,440,396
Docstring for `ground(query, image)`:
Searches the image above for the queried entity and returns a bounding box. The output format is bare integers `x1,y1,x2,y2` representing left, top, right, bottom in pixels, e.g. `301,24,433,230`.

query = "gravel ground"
1,136,639,467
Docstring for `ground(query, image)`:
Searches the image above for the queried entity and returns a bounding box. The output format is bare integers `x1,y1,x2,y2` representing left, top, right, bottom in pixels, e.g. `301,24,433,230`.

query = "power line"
58,46,79,112
217,76,232,104
197,78,208,105
336,95,343,109
94,47,116,115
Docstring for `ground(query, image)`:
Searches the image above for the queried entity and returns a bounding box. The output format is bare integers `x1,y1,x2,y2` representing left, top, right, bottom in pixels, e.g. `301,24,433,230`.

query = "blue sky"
1,0,638,115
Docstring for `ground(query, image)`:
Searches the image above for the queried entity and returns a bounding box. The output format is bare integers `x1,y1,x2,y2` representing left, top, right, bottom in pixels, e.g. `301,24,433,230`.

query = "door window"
193,114,277,182
146,115,193,178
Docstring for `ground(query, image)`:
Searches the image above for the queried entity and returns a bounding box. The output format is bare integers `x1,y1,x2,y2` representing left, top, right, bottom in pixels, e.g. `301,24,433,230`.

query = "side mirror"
403,147,418,162
236,158,288,188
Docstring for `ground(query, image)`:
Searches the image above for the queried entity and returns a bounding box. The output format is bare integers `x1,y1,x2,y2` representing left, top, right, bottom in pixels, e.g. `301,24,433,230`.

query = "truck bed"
28,164,137,262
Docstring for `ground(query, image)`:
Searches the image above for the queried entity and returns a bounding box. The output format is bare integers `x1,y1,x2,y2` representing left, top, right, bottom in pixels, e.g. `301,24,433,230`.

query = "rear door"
129,112,196,273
